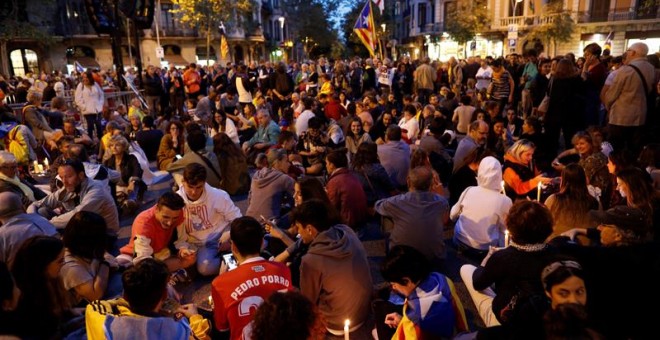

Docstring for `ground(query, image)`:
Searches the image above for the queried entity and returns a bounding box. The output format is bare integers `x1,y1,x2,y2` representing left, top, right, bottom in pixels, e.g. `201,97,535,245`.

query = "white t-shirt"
398,116,419,143
475,66,493,91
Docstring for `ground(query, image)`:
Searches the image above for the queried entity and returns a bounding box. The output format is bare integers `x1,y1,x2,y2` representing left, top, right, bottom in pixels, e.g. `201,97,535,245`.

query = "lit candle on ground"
37,164,44,173
344,319,350,340
504,230,510,247
501,180,506,195
33,160,39,173
44,158,49,170
208,295,213,309
537,181,543,202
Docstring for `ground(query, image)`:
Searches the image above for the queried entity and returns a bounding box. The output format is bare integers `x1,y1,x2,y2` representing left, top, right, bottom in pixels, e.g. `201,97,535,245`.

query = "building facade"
393,0,660,61
1,0,292,77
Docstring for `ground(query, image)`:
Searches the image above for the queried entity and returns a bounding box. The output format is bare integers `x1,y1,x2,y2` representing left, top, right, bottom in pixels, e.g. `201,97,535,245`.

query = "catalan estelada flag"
353,1,377,57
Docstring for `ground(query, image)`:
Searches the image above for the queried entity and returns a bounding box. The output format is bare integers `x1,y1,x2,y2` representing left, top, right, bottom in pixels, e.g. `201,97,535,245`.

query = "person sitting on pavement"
325,149,368,229
85,258,211,340
245,148,295,221
60,211,123,305
103,135,146,215
460,200,557,330
561,205,651,247
297,117,329,176
157,121,185,171
117,192,196,273
377,125,411,190
27,158,119,235
22,89,56,148
211,216,293,340
375,245,468,340
0,151,46,208
250,291,326,340
0,191,57,268
292,199,373,338
451,156,513,262
167,129,222,189
212,132,251,196
242,109,280,163
135,116,164,162
453,120,489,173
375,166,450,269
62,118,93,147
175,163,242,277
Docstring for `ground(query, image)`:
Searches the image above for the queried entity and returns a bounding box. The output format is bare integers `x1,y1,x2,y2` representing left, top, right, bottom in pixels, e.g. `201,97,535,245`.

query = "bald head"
408,166,433,192
626,43,649,64
0,192,24,220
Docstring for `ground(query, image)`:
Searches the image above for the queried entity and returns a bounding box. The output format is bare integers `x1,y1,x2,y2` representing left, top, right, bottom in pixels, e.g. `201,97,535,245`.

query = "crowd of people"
1,39,660,340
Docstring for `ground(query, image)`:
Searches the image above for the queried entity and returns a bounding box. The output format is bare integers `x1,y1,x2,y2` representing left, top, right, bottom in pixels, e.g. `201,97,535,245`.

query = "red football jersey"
211,257,293,340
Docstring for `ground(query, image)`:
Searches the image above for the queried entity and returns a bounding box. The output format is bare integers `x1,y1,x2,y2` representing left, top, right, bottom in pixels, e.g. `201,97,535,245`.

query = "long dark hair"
617,167,657,224
63,211,108,260
352,142,380,170
11,236,70,323
213,132,246,161
549,164,596,226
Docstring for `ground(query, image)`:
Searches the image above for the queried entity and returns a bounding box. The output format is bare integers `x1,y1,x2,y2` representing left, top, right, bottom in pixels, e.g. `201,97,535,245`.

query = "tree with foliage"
281,0,339,60
171,0,253,66
526,1,576,56
0,0,55,42
445,0,490,45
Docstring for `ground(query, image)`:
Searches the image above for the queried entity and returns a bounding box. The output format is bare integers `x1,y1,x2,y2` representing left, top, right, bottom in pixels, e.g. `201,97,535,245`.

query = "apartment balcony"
421,22,444,34
494,12,573,30
577,7,659,23
160,27,198,38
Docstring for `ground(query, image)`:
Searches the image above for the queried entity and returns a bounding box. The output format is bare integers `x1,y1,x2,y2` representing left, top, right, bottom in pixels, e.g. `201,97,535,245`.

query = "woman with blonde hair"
503,139,552,200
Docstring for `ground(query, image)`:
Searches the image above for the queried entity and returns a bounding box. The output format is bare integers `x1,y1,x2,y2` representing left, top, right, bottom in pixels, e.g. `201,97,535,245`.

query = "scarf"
0,172,35,201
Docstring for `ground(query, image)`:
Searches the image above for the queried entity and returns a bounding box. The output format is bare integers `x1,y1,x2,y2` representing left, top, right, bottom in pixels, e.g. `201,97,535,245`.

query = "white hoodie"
175,183,242,249
450,156,512,250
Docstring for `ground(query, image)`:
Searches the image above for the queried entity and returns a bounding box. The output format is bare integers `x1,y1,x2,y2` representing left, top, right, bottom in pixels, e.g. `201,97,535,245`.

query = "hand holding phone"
222,253,238,271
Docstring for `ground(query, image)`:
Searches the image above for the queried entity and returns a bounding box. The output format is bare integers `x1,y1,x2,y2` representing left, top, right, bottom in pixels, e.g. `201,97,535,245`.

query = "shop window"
10,49,39,77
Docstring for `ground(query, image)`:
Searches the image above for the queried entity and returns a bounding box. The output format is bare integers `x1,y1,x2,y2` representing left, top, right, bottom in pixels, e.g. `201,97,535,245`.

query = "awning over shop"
625,30,660,39
71,56,100,69
163,54,190,67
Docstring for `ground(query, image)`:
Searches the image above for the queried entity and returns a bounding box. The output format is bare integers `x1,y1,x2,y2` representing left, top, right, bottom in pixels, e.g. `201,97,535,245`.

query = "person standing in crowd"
211,216,292,340
487,58,514,115
175,163,242,276
183,63,201,101
74,70,104,140
414,57,436,104
143,65,163,117
603,42,655,153
292,199,373,339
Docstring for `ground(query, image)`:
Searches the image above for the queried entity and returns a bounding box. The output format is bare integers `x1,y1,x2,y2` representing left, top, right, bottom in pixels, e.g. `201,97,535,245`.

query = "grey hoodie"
245,167,294,219
300,224,373,333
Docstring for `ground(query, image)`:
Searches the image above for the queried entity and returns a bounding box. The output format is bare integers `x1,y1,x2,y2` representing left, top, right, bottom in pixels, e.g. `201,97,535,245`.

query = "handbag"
537,78,553,114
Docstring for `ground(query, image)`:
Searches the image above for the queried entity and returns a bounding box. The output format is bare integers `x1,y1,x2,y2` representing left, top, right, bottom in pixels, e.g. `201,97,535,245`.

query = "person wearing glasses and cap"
561,205,650,247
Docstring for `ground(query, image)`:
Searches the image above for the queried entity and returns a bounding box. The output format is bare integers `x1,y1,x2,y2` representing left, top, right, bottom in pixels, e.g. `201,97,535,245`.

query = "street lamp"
278,17,285,42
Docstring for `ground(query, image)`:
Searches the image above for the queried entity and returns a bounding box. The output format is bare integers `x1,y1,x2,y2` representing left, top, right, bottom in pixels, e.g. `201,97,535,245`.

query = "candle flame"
344,319,350,327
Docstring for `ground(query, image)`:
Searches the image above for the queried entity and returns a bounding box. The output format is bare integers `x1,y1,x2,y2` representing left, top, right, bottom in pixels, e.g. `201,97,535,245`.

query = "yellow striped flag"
220,34,230,59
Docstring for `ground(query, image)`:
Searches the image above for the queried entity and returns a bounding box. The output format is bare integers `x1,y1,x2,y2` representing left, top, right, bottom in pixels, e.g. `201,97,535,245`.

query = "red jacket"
324,99,347,121
326,168,368,228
